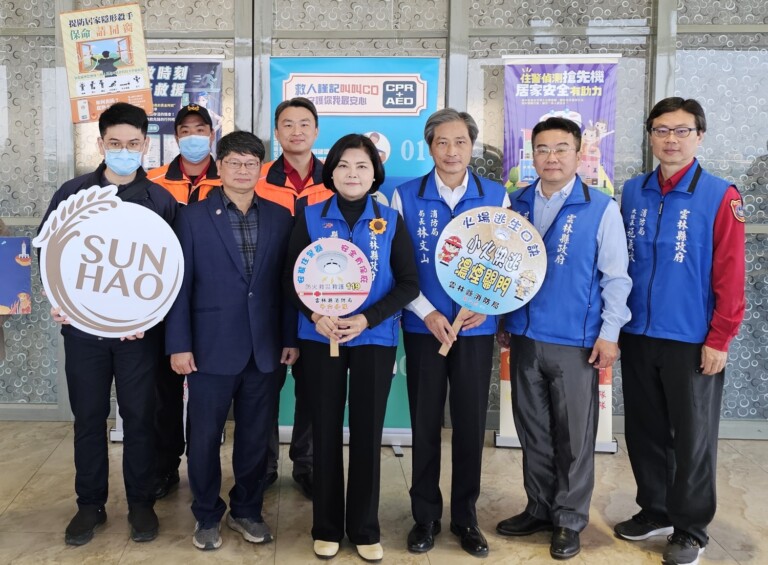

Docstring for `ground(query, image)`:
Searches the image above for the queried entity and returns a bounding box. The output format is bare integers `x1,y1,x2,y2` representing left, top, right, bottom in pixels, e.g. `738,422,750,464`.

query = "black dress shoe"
154,469,180,500
496,511,554,536
293,472,313,499
407,520,441,553
264,471,278,489
550,527,580,560
450,523,489,558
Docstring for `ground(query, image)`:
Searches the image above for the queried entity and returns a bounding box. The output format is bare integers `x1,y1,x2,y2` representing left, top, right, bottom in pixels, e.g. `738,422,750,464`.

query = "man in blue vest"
614,98,745,565
391,109,510,558
496,117,631,560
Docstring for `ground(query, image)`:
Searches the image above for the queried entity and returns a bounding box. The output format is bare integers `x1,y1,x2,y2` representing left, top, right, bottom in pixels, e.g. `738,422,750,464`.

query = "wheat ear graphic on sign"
34,186,129,331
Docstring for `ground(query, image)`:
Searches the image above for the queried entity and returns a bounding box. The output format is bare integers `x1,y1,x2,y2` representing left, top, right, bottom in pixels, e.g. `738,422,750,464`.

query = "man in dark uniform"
147,104,222,499
40,102,177,546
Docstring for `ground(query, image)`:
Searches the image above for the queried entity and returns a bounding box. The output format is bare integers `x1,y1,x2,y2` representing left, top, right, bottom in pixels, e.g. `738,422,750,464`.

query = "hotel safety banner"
499,54,622,453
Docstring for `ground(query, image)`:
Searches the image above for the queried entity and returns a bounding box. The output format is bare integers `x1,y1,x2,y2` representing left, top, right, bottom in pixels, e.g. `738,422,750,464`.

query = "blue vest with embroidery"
398,168,507,336
504,177,611,348
621,160,730,343
298,194,400,347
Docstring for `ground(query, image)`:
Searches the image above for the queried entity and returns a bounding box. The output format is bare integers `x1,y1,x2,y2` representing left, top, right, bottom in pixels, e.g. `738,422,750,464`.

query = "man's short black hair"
274,97,319,127
98,102,148,137
646,97,707,133
532,117,583,151
215,130,265,162
322,133,385,194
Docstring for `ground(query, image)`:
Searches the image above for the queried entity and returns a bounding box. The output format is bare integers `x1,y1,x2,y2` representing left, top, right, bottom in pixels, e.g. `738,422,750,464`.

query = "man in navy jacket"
165,131,298,550
40,102,177,547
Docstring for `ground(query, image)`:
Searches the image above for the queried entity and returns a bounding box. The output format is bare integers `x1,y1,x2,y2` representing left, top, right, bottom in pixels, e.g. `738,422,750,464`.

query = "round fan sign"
33,185,184,338
293,238,373,356
294,238,373,316
435,206,547,318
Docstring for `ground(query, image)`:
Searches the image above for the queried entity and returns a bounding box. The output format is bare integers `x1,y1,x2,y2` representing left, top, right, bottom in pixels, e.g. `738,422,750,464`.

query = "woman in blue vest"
283,134,419,562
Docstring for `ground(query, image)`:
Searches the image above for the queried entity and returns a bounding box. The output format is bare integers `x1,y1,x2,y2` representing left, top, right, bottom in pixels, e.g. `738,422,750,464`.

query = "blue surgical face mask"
104,149,143,176
178,135,211,164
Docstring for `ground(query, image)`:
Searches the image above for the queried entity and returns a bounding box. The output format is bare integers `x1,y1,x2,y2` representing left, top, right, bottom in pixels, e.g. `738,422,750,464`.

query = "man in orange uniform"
147,104,222,499
148,104,221,204
256,97,332,498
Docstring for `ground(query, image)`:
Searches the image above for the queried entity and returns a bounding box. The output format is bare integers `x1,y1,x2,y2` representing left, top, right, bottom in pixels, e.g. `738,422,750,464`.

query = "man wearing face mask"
148,104,221,205
147,104,223,500
39,102,177,546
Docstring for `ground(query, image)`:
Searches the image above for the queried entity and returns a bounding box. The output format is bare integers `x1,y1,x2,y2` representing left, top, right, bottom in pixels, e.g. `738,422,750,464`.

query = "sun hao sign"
33,185,184,338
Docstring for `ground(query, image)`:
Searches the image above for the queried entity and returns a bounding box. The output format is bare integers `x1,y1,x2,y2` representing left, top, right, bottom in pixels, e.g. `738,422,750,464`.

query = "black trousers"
509,335,599,532
64,329,160,508
267,357,313,477
404,332,494,528
186,356,279,526
301,339,395,545
620,332,724,546
154,353,186,478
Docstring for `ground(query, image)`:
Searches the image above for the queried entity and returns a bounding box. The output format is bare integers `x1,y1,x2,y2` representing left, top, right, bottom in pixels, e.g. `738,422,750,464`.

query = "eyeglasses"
533,146,576,158
222,159,261,171
103,140,144,153
650,127,698,138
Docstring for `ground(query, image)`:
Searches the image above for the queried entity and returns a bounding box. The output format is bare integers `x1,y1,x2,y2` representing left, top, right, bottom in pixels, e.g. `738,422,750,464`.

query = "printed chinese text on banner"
145,59,224,169
498,55,621,453
60,3,152,124
503,55,620,196
270,57,439,206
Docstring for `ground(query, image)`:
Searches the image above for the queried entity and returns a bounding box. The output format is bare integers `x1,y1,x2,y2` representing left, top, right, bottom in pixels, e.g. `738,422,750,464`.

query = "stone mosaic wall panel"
75,0,234,32
273,0,448,31
273,38,446,57
0,0,55,29
727,234,768,419
470,0,652,28
677,0,768,25
0,36,59,216
675,46,768,222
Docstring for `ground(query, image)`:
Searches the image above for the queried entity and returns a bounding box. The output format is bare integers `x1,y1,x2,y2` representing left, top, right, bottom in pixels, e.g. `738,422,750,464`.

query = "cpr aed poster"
270,57,439,204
